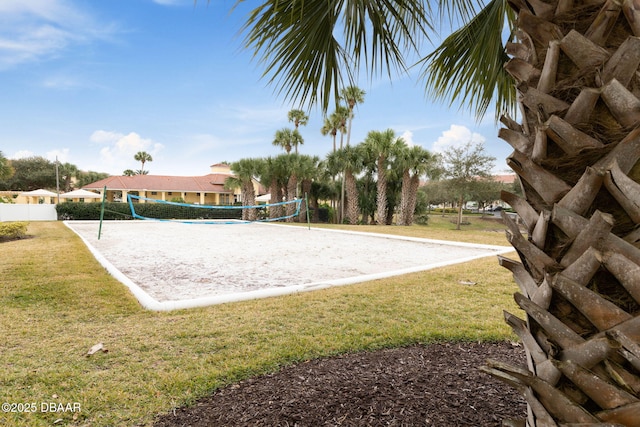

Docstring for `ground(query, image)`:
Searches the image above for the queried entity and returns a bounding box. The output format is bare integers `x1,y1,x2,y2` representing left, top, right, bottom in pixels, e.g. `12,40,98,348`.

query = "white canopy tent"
59,189,102,202
19,189,58,204
19,189,58,197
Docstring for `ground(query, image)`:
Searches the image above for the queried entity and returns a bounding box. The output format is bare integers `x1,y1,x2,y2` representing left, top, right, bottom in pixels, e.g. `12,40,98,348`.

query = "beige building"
82,163,263,205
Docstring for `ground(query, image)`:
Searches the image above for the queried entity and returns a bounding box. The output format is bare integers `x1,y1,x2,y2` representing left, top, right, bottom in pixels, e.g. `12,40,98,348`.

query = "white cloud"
46,148,70,163
0,0,118,69
10,150,35,159
432,124,486,153
151,0,192,5
90,130,164,174
399,130,414,147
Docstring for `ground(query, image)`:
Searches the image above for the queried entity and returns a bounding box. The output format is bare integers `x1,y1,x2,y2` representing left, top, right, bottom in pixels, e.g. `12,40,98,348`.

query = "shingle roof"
83,174,233,193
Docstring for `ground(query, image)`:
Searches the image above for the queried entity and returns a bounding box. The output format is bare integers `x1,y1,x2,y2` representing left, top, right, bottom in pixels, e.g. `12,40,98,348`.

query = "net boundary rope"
126,194,305,225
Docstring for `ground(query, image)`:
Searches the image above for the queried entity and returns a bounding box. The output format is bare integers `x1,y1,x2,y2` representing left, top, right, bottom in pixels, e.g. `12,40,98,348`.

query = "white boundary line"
65,221,514,311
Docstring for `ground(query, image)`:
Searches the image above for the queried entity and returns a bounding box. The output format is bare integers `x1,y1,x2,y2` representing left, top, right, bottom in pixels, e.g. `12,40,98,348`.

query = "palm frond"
420,0,517,121
238,0,431,113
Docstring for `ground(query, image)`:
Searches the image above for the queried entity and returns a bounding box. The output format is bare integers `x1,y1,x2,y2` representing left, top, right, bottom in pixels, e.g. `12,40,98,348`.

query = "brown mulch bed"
154,342,527,427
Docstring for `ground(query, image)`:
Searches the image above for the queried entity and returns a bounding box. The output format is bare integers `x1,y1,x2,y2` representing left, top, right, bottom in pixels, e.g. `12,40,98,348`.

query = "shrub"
55,202,243,221
0,222,28,241
414,214,429,225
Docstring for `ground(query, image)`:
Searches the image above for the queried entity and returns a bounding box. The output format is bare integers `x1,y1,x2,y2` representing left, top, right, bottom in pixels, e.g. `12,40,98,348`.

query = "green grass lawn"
0,217,520,426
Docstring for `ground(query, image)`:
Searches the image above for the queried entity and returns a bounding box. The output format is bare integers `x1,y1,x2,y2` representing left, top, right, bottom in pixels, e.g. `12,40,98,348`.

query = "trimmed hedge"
56,202,243,221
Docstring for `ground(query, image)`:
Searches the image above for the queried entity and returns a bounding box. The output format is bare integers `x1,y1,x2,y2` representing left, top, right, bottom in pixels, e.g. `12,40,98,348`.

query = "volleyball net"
126,194,305,224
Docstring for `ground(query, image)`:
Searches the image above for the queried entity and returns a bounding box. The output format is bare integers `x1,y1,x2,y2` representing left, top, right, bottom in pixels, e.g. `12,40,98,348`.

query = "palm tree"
58,162,79,192
134,151,153,174
278,153,305,222
326,145,364,225
339,86,365,148
334,105,350,150
272,127,303,154
228,158,261,221
362,129,403,225
296,154,320,222
240,1,640,425
320,107,349,153
396,145,438,226
320,116,338,153
123,169,136,177
257,156,287,220
287,109,309,153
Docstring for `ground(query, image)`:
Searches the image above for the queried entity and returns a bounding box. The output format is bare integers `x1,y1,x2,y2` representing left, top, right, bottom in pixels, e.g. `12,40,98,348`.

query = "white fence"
0,204,58,221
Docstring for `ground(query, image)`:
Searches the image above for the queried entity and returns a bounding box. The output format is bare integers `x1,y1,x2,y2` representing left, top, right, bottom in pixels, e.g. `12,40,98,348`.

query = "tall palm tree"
279,153,308,221
258,156,287,220
433,4,640,426
134,151,153,174
272,127,303,154
340,86,365,148
239,1,640,425
320,106,348,153
396,145,438,226
333,105,350,150
296,154,321,221
228,158,261,221
363,129,402,225
320,116,339,153
287,109,309,154
287,109,309,153
326,145,364,225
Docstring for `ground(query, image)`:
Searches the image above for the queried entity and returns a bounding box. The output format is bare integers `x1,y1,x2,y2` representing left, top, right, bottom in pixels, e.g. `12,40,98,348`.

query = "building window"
151,192,158,195
168,192,173,195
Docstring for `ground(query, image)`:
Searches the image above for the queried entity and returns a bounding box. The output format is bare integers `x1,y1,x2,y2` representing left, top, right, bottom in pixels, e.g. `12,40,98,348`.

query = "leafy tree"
0,156,56,191
469,179,506,216
0,151,14,181
123,169,136,177
441,141,495,230
134,151,153,174
76,171,110,187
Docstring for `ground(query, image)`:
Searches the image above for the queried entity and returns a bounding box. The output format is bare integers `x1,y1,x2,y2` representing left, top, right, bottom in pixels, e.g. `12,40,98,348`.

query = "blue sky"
1,0,514,177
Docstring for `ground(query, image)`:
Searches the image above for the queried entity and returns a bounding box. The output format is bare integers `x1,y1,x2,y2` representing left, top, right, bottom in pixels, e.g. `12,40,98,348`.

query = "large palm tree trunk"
484,2,640,425
376,158,388,225
345,171,360,224
405,175,421,226
397,170,412,226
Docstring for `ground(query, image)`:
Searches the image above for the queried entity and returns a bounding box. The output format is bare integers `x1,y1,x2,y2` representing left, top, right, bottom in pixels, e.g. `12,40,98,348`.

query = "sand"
65,220,512,310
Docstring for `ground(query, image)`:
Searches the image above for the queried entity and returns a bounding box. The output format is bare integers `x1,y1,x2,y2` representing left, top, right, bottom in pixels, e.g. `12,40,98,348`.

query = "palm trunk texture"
484,1,640,426
345,171,360,225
